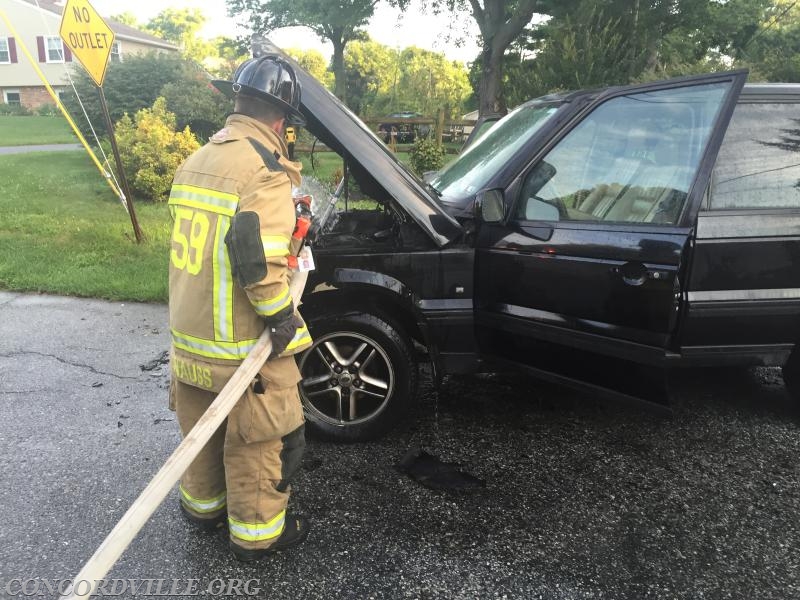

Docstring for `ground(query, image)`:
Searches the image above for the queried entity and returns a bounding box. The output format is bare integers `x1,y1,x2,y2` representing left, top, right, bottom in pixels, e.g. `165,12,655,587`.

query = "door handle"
611,262,648,286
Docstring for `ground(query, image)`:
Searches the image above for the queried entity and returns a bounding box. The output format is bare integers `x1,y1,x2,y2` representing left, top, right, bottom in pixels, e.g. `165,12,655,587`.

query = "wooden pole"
435,108,445,147
98,86,143,243
60,271,308,599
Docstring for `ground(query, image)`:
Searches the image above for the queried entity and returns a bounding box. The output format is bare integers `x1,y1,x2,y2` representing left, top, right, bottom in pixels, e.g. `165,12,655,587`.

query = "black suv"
290,64,800,442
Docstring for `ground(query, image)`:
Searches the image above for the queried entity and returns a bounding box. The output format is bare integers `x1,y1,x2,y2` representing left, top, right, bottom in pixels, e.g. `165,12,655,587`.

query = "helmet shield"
213,55,306,127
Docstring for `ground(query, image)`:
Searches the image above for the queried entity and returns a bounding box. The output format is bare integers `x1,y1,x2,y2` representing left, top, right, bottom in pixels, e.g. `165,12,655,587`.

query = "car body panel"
269,42,790,414
303,246,478,380
473,71,748,406
677,86,800,366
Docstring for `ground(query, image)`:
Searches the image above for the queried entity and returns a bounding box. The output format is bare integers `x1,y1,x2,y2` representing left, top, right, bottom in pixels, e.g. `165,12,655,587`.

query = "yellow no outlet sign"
59,0,115,86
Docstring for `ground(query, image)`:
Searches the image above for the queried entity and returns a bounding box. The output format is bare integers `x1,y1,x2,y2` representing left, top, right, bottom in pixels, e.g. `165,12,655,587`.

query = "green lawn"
297,149,411,184
0,115,78,146
297,149,411,210
0,146,421,303
0,151,171,302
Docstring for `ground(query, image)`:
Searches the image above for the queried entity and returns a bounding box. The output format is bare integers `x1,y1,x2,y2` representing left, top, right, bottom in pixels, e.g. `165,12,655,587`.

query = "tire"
298,312,418,442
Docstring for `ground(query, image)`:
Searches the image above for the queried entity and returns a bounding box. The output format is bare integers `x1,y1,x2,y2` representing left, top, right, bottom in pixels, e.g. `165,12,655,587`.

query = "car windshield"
430,102,562,198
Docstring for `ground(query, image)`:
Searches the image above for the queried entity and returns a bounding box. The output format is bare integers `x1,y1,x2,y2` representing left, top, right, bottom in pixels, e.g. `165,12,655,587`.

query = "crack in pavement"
0,351,140,380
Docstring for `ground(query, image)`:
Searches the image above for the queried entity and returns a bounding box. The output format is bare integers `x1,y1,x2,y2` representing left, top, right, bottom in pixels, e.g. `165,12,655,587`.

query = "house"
0,0,177,109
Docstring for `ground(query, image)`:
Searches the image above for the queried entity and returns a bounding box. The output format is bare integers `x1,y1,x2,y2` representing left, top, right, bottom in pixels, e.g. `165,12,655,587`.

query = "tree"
513,4,642,98
535,0,783,82
495,0,782,101
342,39,471,117
62,53,227,142
225,0,377,101
344,39,399,115
160,77,231,141
721,0,800,81
396,47,471,118
110,12,139,26
285,48,335,90
206,36,251,79
145,8,217,65
421,0,545,115
472,0,543,115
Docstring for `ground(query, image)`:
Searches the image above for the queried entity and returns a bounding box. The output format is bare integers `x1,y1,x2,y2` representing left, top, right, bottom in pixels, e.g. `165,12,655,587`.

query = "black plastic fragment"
140,350,169,371
396,447,485,492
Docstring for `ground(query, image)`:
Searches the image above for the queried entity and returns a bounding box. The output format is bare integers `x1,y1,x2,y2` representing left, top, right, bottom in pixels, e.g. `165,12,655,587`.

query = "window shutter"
8,37,17,63
36,36,45,62
63,44,72,62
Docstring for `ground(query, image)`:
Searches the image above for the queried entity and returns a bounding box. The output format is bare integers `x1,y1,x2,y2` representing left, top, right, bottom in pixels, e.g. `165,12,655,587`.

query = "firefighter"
167,55,313,561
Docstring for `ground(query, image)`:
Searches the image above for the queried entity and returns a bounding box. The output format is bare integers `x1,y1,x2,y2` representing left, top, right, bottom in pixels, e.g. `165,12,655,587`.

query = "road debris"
396,447,485,492
140,350,169,372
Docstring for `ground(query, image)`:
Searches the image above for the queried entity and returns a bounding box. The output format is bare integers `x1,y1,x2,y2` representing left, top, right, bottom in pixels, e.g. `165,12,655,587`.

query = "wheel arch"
300,270,437,371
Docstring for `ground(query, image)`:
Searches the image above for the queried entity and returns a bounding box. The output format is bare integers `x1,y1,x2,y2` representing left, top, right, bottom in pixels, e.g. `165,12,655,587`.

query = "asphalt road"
1,291,799,599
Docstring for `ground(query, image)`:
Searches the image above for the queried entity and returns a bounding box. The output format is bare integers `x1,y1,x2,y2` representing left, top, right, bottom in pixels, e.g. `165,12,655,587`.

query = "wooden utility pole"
98,86,143,243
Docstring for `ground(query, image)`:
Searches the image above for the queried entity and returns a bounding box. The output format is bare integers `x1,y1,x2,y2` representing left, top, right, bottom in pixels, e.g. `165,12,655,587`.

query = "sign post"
60,0,143,243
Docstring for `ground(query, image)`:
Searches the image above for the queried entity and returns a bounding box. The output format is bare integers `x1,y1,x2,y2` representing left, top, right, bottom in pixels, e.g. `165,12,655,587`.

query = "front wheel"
298,312,417,442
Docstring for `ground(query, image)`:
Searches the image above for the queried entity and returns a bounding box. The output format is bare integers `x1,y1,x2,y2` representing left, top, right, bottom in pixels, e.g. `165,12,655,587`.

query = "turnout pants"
170,356,305,551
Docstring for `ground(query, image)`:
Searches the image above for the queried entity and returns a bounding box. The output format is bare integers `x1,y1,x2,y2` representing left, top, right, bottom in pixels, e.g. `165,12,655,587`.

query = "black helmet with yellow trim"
212,55,305,127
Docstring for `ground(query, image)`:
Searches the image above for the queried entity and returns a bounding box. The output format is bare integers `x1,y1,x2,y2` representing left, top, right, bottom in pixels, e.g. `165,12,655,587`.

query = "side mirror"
524,198,560,221
476,189,505,223
527,160,557,194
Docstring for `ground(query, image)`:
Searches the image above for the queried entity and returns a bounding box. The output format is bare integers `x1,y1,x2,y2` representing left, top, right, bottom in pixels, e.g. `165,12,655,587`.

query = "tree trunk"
629,0,640,81
332,36,346,102
479,45,505,116
471,0,540,117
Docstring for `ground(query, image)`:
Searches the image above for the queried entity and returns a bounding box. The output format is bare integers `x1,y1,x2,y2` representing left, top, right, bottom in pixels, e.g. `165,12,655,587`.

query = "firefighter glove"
269,313,304,359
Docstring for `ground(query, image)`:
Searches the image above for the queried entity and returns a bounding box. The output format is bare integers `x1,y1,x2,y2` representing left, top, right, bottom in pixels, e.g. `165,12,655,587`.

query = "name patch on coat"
172,356,213,389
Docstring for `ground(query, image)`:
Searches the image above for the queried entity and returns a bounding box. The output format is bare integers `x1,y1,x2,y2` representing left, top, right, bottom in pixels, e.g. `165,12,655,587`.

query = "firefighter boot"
179,501,227,532
229,514,310,561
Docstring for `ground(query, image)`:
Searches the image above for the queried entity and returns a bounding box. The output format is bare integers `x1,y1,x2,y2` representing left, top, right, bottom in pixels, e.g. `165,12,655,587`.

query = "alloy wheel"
299,331,395,427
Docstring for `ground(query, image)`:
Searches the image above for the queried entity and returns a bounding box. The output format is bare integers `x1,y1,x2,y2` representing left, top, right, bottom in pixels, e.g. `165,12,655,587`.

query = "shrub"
0,104,31,116
115,97,200,202
35,103,59,116
409,136,446,176
62,52,227,141
160,76,230,142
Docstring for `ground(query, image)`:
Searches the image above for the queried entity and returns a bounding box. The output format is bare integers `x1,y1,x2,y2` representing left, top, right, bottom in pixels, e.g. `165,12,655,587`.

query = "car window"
462,117,500,149
710,102,800,210
517,82,730,225
430,102,560,198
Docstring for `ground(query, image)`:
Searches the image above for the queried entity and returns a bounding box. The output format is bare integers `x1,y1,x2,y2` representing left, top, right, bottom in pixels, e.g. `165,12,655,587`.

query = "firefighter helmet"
212,55,305,127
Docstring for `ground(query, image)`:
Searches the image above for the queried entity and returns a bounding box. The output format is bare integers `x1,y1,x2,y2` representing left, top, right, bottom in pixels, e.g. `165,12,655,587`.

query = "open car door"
474,71,748,408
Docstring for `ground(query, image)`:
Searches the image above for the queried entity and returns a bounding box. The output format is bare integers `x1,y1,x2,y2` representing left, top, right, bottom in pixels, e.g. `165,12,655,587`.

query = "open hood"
253,39,463,247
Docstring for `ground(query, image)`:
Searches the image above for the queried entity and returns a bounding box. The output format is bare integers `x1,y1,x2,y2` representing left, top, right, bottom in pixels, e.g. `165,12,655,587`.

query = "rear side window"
710,102,800,210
